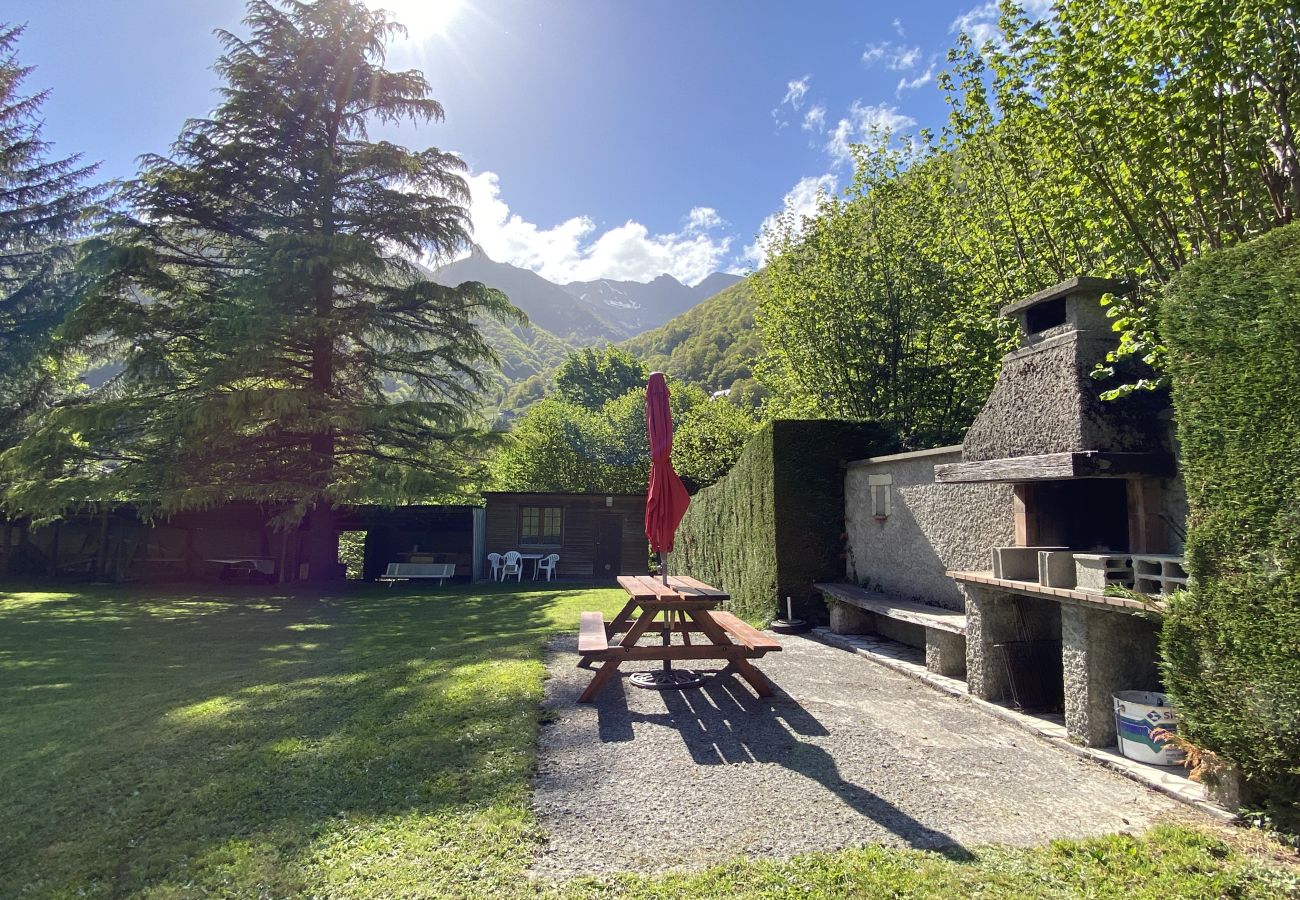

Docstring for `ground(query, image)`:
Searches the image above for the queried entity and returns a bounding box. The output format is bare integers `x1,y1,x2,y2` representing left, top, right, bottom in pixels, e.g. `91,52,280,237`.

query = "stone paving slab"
810,628,1219,813
533,632,1199,877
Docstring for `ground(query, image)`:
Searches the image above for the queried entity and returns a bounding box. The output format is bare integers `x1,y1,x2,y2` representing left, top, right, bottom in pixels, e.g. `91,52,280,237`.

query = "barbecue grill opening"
1022,479,1130,552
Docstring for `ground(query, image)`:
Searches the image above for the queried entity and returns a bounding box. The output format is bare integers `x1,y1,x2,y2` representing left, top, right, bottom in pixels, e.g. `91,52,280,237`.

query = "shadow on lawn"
0,581,604,894
593,672,972,858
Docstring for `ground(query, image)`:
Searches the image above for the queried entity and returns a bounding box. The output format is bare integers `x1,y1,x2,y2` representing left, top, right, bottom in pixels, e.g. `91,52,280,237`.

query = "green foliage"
1,1,515,553
491,378,754,494
671,420,895,623
1160,223,1300,829
490,398,628,493
554,346,648,410
752,0,1300,420
0,24,101,451
671,398,759,492
946,0,1300,395
754,142,1010,447
619,278,763,403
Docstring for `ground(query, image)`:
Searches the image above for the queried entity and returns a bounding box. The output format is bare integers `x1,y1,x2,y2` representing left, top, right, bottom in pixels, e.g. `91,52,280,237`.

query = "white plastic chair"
502,550,523,582
486,552,503,582
537,553,559,582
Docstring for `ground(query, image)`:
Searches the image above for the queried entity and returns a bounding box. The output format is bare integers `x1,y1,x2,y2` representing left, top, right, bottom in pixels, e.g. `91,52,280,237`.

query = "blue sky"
9,0,1012,285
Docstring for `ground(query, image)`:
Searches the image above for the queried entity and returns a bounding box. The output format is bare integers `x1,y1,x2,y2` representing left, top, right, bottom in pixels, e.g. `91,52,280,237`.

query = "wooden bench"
379,562,455,586
710,610,783,652
814,582,967,679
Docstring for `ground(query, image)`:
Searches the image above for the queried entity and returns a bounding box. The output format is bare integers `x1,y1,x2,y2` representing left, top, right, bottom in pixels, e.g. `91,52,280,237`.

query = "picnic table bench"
379,562,456,585
576,575,781,702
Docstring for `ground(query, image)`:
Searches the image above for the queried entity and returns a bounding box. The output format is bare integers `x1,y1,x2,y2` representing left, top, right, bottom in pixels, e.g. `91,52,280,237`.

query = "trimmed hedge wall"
669,419,895,623
1161,223,1300,822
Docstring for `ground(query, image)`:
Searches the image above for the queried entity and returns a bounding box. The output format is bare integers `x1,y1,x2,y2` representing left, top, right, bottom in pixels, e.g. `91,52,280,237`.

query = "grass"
2,582,1296,899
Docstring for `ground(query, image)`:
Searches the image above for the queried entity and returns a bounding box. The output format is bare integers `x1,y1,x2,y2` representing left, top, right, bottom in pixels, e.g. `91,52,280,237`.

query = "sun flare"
368,0,466,39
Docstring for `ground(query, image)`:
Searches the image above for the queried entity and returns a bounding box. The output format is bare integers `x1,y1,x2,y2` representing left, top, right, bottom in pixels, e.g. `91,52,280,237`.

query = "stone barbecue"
835,277,1189,753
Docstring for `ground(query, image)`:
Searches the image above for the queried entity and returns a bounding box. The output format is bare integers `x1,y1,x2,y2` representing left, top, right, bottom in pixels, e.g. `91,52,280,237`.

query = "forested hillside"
618,277,762,402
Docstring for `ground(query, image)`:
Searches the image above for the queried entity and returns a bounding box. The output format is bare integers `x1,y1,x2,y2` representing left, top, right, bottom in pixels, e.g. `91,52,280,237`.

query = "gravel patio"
533,631,1200,878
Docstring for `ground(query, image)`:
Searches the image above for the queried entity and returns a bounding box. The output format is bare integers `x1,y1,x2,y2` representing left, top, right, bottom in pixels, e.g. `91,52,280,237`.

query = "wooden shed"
481,492,648,582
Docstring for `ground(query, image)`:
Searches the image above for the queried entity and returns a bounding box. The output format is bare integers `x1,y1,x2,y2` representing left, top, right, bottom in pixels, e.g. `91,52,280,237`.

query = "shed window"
521,506,562,545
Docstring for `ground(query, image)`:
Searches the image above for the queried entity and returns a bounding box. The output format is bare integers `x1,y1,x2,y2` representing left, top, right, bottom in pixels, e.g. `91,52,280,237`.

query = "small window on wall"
868,473,892,520
521,506,562,545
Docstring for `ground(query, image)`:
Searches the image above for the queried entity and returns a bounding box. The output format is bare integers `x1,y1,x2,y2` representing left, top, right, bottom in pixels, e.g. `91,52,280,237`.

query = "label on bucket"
1113,691,1184,766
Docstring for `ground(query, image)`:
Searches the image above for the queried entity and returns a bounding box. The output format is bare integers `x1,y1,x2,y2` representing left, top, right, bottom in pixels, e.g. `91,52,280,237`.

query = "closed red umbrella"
644,372,690,583
636,372,700,690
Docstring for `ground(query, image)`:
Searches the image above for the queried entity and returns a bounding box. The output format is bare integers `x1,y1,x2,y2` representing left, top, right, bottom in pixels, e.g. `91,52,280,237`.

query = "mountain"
428,246,626,342
423,248,746,416
430,246,742,342
619,277,761,398
560,271,741,335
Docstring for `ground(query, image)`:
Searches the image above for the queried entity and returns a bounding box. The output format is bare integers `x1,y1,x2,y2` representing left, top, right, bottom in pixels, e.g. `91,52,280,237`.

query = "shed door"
592,512,624,581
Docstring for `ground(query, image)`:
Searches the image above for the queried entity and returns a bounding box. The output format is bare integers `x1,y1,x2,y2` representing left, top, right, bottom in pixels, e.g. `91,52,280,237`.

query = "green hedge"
669,419,895,623
1161,223,1300,823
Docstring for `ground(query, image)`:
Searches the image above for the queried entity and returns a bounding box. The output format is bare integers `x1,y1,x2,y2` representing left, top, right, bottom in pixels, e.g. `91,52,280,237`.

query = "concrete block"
926,629,967,679
992,546,1066,581
828,599,874,635
1038,550,1077,588
964,586,1020,701
1074,554,1134,592
1060,604,1161,747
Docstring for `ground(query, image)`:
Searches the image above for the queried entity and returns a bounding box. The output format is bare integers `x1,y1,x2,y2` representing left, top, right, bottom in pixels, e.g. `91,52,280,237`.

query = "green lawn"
2,583,1295,899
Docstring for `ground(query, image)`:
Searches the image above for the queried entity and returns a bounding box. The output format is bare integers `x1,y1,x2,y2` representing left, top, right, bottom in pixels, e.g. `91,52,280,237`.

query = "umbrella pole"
658,550,672,672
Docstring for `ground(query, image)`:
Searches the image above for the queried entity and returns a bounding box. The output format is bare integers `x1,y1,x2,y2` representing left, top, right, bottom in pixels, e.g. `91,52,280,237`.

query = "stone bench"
814,582,967,679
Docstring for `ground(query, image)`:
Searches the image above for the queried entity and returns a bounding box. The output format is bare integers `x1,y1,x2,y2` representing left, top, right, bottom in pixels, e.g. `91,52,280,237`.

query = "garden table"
517,552,546,580
575,575,781,702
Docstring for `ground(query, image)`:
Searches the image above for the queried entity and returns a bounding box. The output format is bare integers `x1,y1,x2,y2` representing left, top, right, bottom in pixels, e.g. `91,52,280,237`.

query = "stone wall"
845,447,1015,611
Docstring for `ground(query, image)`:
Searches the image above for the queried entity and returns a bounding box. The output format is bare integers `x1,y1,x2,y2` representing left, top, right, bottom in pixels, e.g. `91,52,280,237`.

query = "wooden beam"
935,451,1174,484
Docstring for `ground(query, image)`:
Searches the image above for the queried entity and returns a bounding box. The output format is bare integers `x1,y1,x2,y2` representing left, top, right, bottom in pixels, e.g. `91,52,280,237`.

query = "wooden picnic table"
575,574,781,702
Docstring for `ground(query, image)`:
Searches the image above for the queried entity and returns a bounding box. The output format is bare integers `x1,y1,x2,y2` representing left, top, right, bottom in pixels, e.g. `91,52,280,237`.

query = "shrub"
1161,223,1300,827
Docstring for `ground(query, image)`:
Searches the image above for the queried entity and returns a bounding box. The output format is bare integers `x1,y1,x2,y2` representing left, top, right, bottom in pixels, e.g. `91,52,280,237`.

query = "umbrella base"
629,669,705,690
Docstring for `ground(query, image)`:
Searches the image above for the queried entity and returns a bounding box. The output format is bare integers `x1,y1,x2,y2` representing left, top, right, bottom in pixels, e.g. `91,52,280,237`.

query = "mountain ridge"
421,249,749,415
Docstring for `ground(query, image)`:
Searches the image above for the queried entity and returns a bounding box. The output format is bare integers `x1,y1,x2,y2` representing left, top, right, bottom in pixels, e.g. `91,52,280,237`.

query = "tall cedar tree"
0,24,100,448
3,0,515,581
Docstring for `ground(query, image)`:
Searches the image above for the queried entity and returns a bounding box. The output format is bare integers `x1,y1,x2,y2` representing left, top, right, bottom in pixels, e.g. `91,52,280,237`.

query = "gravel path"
532,631,1196,877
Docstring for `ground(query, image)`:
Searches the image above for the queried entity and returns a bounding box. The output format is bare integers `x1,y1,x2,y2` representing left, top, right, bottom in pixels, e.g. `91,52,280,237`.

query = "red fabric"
644,372,691,554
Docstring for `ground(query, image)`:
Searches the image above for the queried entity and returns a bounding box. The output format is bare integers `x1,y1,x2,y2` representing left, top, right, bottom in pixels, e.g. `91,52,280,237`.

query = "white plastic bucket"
1113,690,1184,766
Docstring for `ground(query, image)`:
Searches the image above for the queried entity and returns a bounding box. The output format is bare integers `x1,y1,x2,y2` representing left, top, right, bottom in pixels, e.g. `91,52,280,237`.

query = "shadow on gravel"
594,671,973,858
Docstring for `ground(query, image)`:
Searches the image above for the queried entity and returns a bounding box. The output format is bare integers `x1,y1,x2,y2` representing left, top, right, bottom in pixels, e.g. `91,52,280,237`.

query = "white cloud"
781,75,811,110
684,206,724,233
802,104,826,133
892,17,905,37
826,101,917,167
896,65,934,95
743,173,839,267
771,74,812,130
462,171,732,286
862,41,922,71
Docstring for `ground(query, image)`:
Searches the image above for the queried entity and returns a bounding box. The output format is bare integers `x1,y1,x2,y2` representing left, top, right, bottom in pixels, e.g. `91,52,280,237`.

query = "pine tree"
0,24,100,448
3,0,515,581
